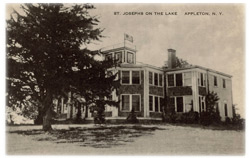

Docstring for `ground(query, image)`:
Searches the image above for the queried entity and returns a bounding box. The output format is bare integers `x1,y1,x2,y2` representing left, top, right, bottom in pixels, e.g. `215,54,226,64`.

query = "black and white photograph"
4,2,245,156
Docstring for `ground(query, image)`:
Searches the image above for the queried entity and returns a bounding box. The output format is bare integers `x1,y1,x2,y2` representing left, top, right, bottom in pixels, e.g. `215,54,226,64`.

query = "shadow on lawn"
9,126,165,148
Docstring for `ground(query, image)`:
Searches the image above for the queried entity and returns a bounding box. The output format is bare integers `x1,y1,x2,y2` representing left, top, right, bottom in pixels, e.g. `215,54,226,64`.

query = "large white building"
54,42,233,121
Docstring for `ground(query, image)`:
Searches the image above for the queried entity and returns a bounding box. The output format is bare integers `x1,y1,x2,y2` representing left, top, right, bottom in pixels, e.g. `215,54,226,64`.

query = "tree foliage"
6,3,119,130
201,91,221,125
175,57,191,68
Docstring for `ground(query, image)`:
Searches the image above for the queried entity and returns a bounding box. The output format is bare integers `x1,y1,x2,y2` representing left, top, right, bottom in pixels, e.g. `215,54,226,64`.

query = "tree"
231,104,244,129
175,57,192,68
205,91,220,114
6,4,118,131
163,96,177,123
201,91,221,125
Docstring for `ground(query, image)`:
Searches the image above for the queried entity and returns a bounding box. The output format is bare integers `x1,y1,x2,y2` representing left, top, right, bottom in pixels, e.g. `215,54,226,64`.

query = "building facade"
54,43,233,121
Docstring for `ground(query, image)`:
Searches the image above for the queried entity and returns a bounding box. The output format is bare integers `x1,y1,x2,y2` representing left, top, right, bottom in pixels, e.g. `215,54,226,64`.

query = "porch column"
61,98,64,114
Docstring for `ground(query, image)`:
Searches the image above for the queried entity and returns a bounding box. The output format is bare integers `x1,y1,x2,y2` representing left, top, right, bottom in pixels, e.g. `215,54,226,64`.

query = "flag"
124,33,133,43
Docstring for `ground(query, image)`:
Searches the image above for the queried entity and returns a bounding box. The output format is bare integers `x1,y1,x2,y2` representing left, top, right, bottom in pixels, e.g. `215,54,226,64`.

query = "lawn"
6,124,245,155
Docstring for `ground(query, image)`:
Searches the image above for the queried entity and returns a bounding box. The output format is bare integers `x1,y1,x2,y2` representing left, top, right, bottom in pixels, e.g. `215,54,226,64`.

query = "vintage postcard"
5,3,245,155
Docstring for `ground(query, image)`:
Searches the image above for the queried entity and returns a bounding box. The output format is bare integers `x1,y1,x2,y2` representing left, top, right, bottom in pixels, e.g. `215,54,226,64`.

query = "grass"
8,125,165,148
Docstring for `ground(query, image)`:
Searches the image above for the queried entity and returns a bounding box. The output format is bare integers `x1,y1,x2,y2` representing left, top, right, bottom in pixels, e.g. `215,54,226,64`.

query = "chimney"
168,48,176,69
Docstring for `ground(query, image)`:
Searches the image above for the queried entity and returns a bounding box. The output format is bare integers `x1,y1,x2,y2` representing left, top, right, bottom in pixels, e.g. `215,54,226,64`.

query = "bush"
126,108,139,124
175,113,183,123
182,111,199,124
224,117,232,125
93,110,106,124
200,112,212,126
164,111,199,124
231,114,245,130
163,103,177,123
164,112,177,123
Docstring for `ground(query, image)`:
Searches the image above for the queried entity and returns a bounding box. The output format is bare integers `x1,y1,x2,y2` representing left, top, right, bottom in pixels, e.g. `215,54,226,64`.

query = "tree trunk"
76,102,82,120
42,90,53,131
70,101,73,119
43,107,52,131
85,105,88,118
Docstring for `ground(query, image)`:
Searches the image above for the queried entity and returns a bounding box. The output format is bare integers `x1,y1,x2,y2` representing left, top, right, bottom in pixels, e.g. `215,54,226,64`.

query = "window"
198,73,206,87
185,96,193,112
154,73,158,86
168,73,192,87
155,96,159,112
132,95,140,111
121,71,130,84
115,52,122,63
214,76,217,86
168,74,174,86
184,72,192,86
122,95,130,111
200,73,204,86
149,95,163,112
149,72,153,85
202,101,205,111
159,74,163,86
127,52,134,63
149,96,153,111
176,73,183,87
105,54,112,60
121,70,141,85
224,104,228,117
223,79,226,88
176,97,183,112
149,72,162,87
121,94,140,112
132,71,140,84
199,96,206,112
160,98,164,112
199,97,201,113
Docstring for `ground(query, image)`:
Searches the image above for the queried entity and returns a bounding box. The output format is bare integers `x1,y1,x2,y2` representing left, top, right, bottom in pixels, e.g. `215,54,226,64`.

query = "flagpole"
124,33,125,48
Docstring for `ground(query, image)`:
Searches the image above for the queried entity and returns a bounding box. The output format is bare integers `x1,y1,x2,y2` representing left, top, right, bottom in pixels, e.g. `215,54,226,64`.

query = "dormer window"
127,52,134,63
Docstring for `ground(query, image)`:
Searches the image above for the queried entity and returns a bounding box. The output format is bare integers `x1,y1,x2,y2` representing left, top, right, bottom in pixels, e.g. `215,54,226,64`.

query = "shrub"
126,108,139,124
93,110,106,124
175,113,183,123
231,114,245,130
164,112,177,123
182,111,199,124
205,91,221,124
200,112,212,126
163,99,177,123
224,117,232,125
91,104,106,124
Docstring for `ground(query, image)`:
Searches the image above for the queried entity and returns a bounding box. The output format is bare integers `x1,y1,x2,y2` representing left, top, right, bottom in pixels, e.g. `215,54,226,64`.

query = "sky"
6,3,245,117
